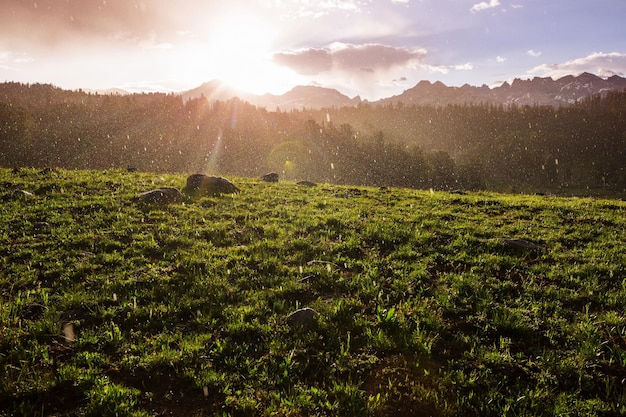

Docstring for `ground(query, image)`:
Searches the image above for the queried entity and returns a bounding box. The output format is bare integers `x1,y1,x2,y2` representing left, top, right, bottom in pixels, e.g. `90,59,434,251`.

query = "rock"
182,174,239,197
500,238,544,252
261,172,279,182
137,187,183,205
285,307,317,328
297,180,317,187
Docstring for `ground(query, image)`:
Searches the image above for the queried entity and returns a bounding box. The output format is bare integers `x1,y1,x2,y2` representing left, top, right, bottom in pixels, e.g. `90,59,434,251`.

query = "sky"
1,0,625,101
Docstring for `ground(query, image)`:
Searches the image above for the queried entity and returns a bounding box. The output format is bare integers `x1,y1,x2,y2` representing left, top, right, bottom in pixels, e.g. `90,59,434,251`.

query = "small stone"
137,187,183,205
500,238,544,251
261,172,279,182
285,307,317,328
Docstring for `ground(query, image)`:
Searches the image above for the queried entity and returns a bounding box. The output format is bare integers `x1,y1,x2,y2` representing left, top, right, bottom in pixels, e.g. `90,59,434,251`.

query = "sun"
202,14,302,95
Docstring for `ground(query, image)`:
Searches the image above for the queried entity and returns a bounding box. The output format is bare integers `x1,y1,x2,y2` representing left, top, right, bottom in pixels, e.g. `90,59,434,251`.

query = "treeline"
1,82,625,195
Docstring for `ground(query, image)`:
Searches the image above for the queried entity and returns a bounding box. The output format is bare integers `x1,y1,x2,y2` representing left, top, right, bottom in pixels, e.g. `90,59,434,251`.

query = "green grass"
1,167,626,416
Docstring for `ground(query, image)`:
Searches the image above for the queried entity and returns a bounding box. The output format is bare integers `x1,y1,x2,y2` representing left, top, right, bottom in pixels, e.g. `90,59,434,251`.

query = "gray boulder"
137,187,183,205
261,172,279,182
183,174,239,197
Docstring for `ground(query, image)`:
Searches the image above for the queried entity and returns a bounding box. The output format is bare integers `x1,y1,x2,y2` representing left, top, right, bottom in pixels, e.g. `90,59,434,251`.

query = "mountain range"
179,81,361,110
180,72,626,110
378,72,626,108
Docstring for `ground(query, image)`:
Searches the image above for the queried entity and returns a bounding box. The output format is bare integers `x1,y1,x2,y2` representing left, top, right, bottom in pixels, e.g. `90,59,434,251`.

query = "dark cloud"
333,43,426,71
273,49,333,75
273,43,427,75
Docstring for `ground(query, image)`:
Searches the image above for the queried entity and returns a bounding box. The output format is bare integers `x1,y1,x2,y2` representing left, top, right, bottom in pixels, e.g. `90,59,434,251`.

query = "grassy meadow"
1,167,625,416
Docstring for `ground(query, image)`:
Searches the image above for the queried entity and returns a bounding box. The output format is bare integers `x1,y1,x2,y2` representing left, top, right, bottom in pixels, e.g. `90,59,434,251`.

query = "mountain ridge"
179,72,626,110
377,72,626,108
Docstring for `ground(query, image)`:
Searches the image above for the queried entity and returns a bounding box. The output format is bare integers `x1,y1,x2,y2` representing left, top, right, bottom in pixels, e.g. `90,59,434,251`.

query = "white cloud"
322,0,363,12
527,49,542,57
454,63,474,71
13,56,35,64
470,0,501,13
527,52,626,79
280,0,368,18
0,50,34,69
422,64,449,75
496,56,506,63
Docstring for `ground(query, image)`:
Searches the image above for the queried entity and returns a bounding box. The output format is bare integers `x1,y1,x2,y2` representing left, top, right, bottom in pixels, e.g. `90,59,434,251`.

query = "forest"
1,82,625,196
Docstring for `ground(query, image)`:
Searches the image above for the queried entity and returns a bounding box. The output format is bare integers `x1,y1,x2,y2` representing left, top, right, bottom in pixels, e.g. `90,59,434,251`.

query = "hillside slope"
1,168,625,416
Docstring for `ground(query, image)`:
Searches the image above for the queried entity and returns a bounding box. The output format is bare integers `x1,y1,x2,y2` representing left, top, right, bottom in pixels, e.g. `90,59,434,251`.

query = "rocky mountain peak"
180,73,626,110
